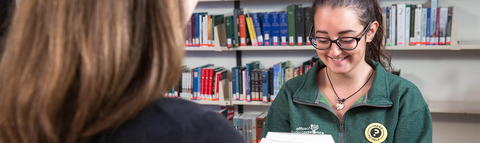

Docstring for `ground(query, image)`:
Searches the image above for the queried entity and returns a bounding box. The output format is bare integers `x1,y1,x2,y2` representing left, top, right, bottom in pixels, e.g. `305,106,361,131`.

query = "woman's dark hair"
311,0,392,72
0,0,14,36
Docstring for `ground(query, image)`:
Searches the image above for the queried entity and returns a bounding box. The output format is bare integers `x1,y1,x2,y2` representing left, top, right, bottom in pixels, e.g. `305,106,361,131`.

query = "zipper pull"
340,120,344,133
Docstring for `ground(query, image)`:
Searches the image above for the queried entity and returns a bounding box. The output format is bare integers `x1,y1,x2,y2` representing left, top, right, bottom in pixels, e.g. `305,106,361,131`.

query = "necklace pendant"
336,102,344,110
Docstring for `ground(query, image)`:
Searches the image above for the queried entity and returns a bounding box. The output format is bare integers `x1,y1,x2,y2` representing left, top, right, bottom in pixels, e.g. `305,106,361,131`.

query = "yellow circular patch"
365,123,387,143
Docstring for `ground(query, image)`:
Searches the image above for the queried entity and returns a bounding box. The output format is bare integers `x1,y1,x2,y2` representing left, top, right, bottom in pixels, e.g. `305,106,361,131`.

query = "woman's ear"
367,21,379,43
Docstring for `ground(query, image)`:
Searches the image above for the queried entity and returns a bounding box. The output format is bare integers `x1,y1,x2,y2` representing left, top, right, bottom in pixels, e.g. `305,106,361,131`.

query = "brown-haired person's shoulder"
90,98,244,143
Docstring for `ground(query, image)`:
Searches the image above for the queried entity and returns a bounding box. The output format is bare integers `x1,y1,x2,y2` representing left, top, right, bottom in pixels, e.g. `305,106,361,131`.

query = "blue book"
270,12,280,46
279,11,288,46
231,67,237,100
251,13,264,46
262,70,269,103
281,67,285,86
193,68,199,99
273,63,279,98
194,13,200,47
246,63,251,101
261,12,271,46
426,8,431,45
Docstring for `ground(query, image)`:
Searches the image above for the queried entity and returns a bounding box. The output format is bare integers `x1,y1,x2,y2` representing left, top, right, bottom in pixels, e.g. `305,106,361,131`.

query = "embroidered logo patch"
292,124,324,134
365,123,387,143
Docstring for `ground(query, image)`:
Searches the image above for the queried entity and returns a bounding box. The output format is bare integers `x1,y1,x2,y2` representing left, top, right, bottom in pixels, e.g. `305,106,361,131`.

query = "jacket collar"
293,60,393,106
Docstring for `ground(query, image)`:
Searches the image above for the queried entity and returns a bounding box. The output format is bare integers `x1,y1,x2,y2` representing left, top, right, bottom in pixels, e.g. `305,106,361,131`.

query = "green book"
225,16,234,47
287,4,301,46
410,5,416,45
233,8,244,47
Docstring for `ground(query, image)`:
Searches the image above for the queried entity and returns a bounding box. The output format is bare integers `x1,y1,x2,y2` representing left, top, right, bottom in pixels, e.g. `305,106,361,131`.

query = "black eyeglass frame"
308,22,372,50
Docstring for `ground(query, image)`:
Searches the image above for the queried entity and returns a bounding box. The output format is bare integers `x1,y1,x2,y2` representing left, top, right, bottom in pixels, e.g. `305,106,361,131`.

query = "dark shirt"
91,98,244,143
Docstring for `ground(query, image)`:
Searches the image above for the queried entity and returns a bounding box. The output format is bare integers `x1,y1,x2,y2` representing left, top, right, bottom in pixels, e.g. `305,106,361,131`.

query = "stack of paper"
261,132,335,143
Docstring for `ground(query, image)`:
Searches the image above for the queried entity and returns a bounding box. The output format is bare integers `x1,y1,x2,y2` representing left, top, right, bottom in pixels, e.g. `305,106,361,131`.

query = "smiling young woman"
261,0,432,143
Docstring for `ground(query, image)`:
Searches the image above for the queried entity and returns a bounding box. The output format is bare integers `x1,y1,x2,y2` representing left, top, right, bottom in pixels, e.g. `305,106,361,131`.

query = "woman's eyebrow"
315,29,356,35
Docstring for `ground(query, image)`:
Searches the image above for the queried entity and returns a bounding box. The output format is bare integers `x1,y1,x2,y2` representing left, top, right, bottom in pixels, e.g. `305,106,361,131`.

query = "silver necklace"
326,68,374,110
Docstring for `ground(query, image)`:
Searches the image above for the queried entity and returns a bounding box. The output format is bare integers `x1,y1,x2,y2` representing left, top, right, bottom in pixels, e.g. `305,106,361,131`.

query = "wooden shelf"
427,101,480,114
185,47,215,51
191,100,231,106
386,45,451,50
232,101,272,106
191,99,480,114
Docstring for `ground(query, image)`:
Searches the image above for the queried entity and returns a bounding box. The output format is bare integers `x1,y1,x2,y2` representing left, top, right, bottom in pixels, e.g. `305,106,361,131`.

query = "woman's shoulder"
91,98,244,143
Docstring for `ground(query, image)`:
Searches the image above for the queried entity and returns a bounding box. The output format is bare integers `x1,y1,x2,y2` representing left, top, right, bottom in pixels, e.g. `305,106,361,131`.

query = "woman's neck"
326,61,373,87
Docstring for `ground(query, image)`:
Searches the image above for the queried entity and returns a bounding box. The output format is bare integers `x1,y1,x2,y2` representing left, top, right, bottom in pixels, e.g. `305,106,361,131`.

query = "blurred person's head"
0,0,197,142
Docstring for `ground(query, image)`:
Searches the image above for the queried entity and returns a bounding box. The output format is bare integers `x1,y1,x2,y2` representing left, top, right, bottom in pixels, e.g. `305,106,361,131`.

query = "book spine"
409,5,416,45
405,5,410,46
252,13,264,46
239,15,247,46
200,68,206,100
231,67,237,100
382,8,387,46
426,8,431,45
439,8,448,45
270,12,280,46
446,7,453,45
295,7,305,46
268,68,273,102
199,15,203,46
194,13,200,47
415,4,422,45
193,68,199,100
391,4,396,46
247,16,258,46
233,9,240,47
243,69,248,101
187,16,192,47
279,11,288,46
262,12,271,46
208,15,212,47
396,4,405,45
238,69,242,100
386,7,391,46
287,5,298,46
430,0,438,45
304,7,313,45
435,8,440,45
421,8,427,45
211,16,215,47
262,70,268,102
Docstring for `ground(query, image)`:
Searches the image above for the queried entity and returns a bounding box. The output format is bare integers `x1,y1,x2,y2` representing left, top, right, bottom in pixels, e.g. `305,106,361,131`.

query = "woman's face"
313,7,375,74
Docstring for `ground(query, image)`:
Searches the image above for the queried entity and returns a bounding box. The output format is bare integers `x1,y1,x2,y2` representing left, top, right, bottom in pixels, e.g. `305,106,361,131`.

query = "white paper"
264,132,335,143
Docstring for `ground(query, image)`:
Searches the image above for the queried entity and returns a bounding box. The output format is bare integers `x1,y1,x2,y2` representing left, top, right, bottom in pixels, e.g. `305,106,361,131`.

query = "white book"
430,0,438,45
415,4,422,45
405,5,411,46
391,5,396,45
396,4,406,45
421,8,427,45
439,8,448,45
204,16,208,47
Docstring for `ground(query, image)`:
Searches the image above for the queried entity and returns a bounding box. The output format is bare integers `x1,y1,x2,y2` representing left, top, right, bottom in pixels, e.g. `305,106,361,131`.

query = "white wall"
189,0,480,142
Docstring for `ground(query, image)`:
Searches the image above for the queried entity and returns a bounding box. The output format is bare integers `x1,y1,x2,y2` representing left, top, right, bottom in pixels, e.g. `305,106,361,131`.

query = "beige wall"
432,113,480,143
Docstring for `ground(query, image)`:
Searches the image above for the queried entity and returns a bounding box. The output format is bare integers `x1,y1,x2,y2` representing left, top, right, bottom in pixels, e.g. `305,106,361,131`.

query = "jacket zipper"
293,99,392,143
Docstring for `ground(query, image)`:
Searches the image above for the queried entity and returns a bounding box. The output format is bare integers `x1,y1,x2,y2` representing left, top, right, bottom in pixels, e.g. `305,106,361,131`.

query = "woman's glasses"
308,22,371,50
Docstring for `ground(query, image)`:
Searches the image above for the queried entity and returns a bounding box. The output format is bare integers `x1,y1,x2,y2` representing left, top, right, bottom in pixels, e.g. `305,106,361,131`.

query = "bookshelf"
187,0,480,116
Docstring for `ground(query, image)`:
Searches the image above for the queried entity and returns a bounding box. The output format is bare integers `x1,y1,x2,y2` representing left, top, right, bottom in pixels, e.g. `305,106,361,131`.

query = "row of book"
165,56,321,103
185,4,314,48
233,112,268,143
383,0,454,46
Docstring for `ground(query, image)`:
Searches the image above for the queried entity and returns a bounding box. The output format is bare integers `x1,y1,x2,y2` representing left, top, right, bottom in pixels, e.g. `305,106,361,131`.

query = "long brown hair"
0,0,186,142
311,0,392,72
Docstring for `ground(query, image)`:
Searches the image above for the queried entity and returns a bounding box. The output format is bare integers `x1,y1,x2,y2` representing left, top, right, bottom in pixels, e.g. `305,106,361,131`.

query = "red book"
201,69,206,100
238,15,247,46
256,112,268,143
208,69,214,101
435,8,440,45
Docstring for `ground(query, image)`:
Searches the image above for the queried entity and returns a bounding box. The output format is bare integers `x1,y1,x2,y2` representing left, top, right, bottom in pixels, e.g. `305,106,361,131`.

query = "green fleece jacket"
261,60,432,143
